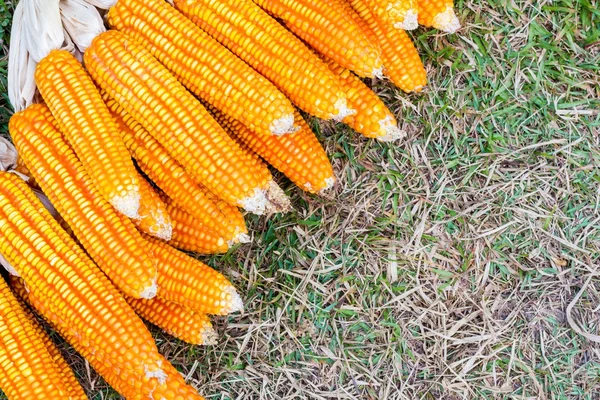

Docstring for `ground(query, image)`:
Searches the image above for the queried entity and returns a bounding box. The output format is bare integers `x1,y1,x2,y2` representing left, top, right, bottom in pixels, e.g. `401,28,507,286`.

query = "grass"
1,0,599,398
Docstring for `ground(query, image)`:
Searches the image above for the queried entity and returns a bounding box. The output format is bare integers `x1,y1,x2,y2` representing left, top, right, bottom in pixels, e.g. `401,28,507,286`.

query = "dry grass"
1,0,600,399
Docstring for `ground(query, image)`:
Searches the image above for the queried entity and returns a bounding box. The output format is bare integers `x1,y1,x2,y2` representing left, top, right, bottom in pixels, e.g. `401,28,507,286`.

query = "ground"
1,0,599,399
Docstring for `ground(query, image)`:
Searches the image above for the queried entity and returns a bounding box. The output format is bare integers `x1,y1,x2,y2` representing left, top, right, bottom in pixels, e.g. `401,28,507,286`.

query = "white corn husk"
21,0,64,62
0,137,18,173
7,1,38,112
81,0,117,9
62,27,85,62
60,0,106,52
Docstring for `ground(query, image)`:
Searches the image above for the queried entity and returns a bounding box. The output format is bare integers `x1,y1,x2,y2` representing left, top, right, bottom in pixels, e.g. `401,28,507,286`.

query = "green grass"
1,0,599,399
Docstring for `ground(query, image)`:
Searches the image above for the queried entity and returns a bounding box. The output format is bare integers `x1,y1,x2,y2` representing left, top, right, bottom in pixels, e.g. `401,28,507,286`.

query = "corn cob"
349,0,427,92
107,96,248,242
9,104,158,300
173,0,352,121
7,279,87,400
35,50,141,218
147,237,243,315
252,0,382,78
0,276,71,399
213,109,336,194
11,277,205,400
85,30,287,215
125,296,217,346
416,0,460,33
364,0,419,30
164,195,232,254
324,57,403,141
132,173,172,241
107,0,295,136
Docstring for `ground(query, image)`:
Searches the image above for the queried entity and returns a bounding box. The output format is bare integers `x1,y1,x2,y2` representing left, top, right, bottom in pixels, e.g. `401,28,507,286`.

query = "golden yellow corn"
107,0,295,136
147,237,243,315
349,0,427,92
85,30,285,215
132,174,172,241
9,104,158,300
125,296,217,346
12,277,205,400
0,277,72,399
254,0,383,78
7,278,87,400
35,50,141,218
417,0,460,32
107,96,248,241
324,57,403,141
173,0,352,121
0,172,195,399
164,195,232,254
364,0,419,30
213,109,336,194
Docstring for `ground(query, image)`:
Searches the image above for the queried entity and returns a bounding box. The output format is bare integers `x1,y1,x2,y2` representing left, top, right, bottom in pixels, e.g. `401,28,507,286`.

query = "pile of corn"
0,0,460,398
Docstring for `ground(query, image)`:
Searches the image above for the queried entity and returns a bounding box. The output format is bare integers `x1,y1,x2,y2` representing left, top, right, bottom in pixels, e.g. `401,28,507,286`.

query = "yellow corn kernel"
85,30,285,215
364,0,419,30
416,0,461,32
349,0,427,92
35,50,141,218
125,296,217,346
107,0,295,136
9,104,158,300
174,0,352,121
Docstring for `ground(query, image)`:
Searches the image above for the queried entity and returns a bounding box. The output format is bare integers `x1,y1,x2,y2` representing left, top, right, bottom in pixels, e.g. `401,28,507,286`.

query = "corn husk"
81,0,117,9
60,0,106,52
22,0,64,62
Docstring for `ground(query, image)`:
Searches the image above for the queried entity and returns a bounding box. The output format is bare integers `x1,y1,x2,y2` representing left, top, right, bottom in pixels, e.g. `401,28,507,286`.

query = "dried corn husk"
21,0,64,62
60,0,106,52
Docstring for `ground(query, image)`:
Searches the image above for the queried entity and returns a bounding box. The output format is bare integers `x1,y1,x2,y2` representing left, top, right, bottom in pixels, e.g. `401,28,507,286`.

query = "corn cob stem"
85,30,287,215
213,109,336,194
9,104,158,300
125,296,217,346
133,173,172,241
349,0,427,92
107,0,296,136
323,57,404,141
416,0,461,33
173,0,352,121
0,276,72,399
107,97,248,242
365,0,419,30
147,237,243,315
253,0,383,79
35,50,141,218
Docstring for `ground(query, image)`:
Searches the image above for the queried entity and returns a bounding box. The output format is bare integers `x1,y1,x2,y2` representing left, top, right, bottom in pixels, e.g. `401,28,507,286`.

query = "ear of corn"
11,276,205,400
364,0,419,30
107,0,296,137
85,30,285,215
348,0,427,92
323,57,404,141
107,96,248,242
212,108,336,194
0,172,190,398
132,173,173,241
35,49,141,218
0,276,72,399
147,237,243,315
173,0,352,121
8,278,87,400
125,295,217,346
253,0,383,79
416,0,460,33
164,195,232,254
9,104,158,300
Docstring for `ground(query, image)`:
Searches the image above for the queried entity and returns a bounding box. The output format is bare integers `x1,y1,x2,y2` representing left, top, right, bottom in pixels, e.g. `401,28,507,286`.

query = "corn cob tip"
228,232,252,247
202,325,219,346
377,116,406,142
265,180,292,214
140,279,158,300
333,96,356,121
239,188,269,215
270,113,296,136
394,9,419,30
434,8,461,33
372,66,385,79
144,361,167,384
225,286,244,314
320,177,336,194
111,190,141,218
